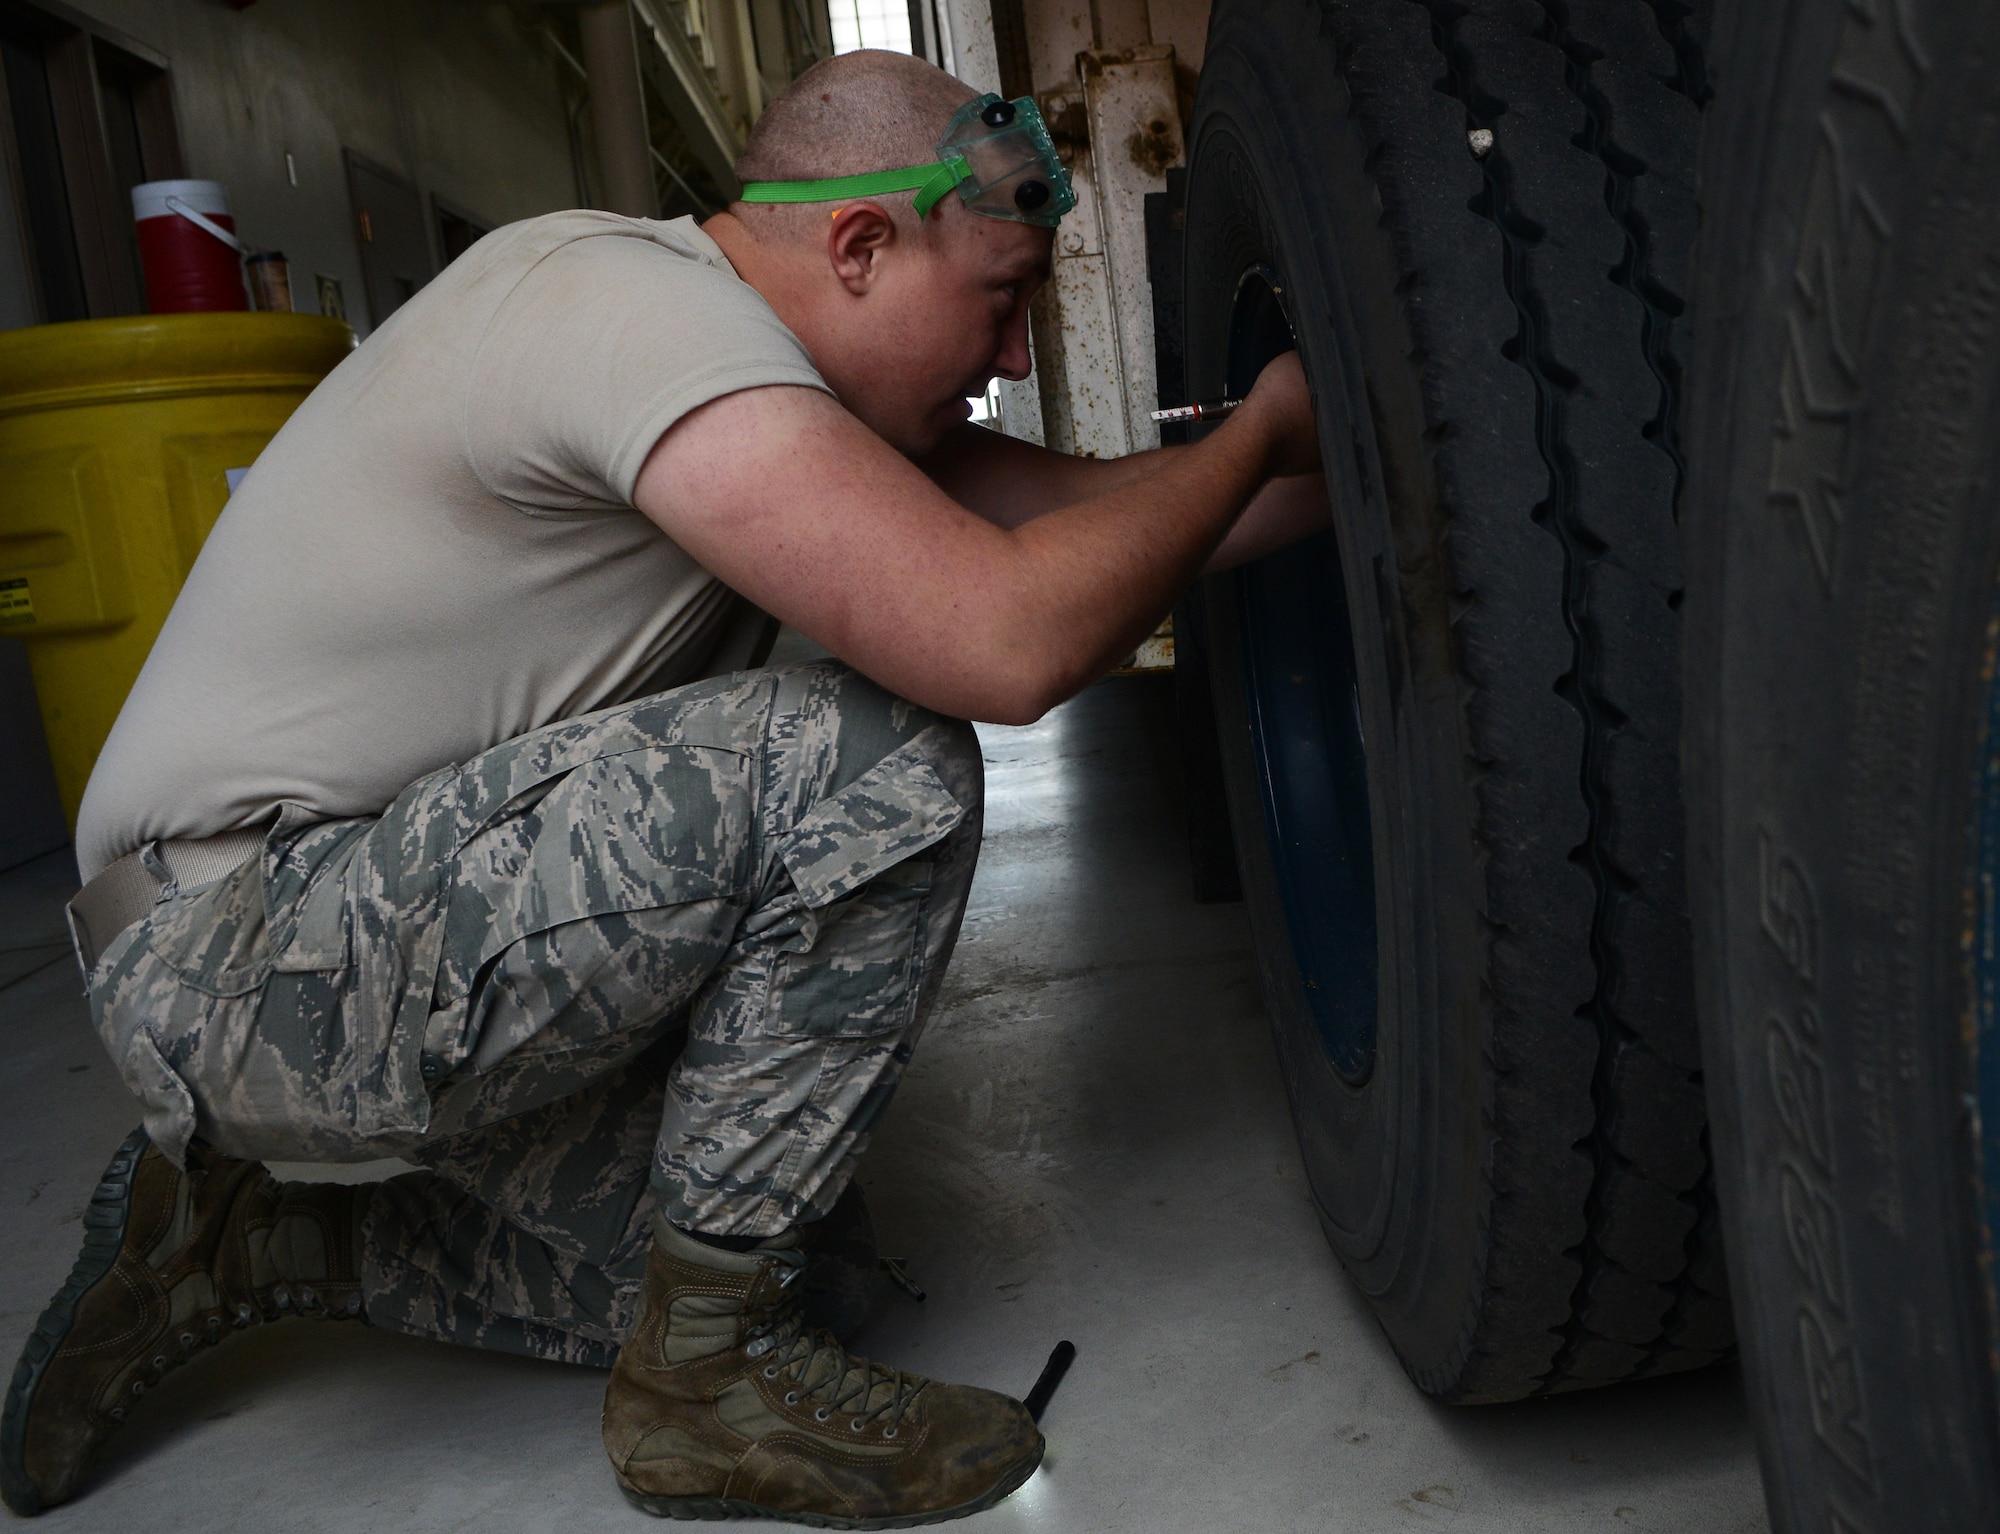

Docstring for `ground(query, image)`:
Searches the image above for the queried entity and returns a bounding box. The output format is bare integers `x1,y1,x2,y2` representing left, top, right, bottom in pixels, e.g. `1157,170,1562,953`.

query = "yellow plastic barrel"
0,313,353,825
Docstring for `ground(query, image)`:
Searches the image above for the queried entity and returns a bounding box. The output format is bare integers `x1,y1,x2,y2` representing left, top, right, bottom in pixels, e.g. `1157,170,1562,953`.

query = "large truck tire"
1183,0,1726,1401
1682,2,2000,1526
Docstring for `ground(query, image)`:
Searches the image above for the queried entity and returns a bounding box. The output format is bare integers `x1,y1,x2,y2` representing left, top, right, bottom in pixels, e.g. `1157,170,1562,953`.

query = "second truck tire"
1683,1,2000,1526
1183,0,1727,1399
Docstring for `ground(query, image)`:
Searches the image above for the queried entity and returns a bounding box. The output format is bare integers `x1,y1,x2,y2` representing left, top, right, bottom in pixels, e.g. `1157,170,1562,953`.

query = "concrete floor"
0,674,1771,1533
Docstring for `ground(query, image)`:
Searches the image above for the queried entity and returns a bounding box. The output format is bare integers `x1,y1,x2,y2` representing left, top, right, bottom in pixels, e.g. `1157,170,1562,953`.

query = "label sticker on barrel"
0,578,30,626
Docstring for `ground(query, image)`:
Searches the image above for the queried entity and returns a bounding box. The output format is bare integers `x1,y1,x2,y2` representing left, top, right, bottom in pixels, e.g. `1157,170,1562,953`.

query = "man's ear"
827,204,898,295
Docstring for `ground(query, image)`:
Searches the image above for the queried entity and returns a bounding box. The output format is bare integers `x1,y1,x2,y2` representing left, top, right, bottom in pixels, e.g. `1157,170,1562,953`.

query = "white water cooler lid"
131,179,231,223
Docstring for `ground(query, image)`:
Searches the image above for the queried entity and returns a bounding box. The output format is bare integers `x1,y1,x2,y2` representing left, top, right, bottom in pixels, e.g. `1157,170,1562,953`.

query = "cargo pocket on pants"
430,742,757,1079
761,744,969,1040
121,1025,200,1167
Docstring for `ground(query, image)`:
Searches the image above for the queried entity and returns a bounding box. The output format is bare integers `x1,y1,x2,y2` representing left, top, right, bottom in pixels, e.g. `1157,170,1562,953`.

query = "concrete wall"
6,0,580,337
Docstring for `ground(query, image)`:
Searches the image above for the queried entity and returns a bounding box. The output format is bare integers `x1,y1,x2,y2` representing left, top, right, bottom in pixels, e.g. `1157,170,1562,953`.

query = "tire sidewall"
1187,0,1493,1389
1685,1,2000,1522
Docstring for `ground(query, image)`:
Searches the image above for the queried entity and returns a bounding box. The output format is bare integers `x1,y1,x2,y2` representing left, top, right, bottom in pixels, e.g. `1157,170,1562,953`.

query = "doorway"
342,148,432,332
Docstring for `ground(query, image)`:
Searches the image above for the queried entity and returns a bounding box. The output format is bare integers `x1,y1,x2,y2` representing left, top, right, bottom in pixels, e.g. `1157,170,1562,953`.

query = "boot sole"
0,1126,151,1518
617,1436,1046,1529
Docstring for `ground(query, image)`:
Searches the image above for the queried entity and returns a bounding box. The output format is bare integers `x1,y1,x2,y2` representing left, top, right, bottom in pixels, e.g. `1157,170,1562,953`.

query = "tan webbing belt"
66,829,266,974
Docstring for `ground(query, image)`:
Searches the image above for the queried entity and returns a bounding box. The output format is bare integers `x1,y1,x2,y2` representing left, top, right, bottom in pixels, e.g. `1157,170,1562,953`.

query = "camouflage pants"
86,661,982,1362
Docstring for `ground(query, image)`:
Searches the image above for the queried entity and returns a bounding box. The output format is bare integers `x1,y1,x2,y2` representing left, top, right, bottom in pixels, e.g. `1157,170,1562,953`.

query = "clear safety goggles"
737,94,1076,228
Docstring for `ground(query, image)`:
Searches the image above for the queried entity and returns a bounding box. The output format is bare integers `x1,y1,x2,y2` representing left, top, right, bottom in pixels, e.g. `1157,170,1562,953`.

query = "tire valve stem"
1468,127,1495,158
1151,397,1243,424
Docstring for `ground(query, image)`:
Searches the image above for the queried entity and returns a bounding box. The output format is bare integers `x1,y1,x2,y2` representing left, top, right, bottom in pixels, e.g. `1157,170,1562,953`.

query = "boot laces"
110,1156,364,1419
125,1287,360,1400
745,1258,924,1433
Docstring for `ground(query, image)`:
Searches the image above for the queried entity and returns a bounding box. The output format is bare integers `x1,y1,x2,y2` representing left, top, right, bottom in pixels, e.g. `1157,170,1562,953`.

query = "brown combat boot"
1,1127,367,1515
603,1218,1043,1527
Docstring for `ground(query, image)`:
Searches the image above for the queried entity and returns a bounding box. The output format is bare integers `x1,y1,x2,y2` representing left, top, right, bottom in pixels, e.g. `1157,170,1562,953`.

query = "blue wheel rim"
1228,269,1379,1084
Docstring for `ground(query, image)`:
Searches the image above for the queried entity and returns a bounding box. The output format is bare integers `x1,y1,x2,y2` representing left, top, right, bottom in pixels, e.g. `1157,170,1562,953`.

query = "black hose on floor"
1024,1341,1076,1423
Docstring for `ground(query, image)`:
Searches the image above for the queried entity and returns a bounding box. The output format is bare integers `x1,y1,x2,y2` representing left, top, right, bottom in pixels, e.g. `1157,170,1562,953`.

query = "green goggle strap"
739,156,972,217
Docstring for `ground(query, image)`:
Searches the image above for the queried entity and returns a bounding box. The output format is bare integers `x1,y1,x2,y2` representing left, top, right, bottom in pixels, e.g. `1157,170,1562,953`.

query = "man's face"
824,207,1053,455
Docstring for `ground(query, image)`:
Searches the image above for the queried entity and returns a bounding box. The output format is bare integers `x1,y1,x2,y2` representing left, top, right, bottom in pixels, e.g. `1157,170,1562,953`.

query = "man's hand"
915,350,1328,573
634,381,1294,724
1238,352,1320,479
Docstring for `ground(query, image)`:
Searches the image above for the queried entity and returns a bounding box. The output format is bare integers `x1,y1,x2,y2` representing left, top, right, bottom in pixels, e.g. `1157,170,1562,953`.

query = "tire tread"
1323,0,1729,1398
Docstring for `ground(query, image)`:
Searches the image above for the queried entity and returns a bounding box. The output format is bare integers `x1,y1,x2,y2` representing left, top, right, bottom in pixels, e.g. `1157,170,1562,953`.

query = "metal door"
343,149,433,333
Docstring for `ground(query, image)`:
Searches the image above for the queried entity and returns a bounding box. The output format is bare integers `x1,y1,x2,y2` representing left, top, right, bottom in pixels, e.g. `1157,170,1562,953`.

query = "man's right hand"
1240,351,1321,480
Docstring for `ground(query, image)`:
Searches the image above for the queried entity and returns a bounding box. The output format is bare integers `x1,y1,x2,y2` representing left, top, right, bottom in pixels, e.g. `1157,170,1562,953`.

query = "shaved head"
734,50,978,235
703,50,1050,454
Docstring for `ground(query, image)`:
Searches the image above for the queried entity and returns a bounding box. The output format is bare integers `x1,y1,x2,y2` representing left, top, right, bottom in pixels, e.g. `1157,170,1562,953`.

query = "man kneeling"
2,48,1322,1527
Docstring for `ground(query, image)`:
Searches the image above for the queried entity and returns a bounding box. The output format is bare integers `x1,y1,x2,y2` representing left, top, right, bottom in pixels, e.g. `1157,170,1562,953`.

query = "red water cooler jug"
131,179,248,313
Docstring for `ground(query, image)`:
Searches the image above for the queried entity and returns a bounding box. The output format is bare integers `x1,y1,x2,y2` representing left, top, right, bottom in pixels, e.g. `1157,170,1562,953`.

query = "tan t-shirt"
76,212,830,881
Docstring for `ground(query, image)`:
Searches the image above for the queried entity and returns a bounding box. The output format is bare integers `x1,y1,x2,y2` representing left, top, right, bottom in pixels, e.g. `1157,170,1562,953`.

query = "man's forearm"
1205,472,1330,572
923,421,1329,575
916,422,1176,526
997,413,1281,706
